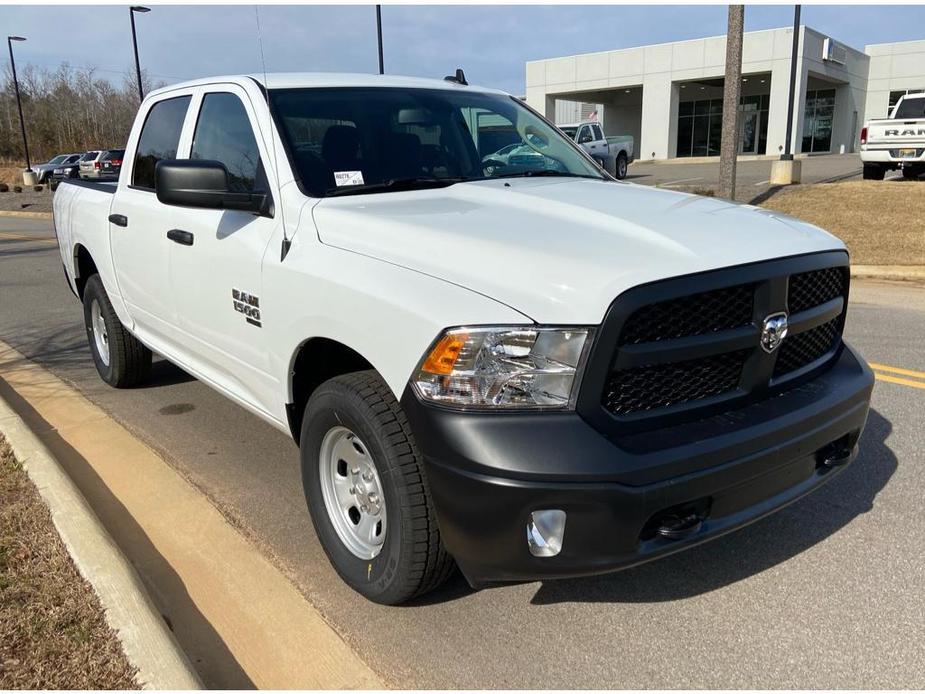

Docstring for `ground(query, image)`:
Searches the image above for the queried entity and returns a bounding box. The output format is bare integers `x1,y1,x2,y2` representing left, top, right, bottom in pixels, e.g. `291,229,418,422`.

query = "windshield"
894,97,925,119
270,87,604,197
46,155,67,165
559,126,578,138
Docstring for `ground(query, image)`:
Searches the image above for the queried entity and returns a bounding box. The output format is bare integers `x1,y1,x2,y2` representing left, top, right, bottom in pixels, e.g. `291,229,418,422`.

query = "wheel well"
73,244,98,300
287,338,373,445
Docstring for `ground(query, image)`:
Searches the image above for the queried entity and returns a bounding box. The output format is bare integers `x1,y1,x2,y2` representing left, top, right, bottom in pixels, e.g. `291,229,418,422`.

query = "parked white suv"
53,73,873,604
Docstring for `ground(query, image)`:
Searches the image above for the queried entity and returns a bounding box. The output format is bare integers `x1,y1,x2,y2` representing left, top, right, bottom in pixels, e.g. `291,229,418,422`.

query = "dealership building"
526,26,925,160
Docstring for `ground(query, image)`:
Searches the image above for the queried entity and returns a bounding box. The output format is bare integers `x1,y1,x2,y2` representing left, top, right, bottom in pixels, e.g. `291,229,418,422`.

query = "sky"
2,4,925,95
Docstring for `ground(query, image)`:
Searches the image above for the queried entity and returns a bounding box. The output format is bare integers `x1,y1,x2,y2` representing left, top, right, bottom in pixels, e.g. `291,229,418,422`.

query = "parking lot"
0,217,923,688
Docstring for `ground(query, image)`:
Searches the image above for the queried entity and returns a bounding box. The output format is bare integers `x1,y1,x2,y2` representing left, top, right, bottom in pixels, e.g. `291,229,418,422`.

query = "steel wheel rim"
618,157,627,178
90,299,110,366
319,426,387,560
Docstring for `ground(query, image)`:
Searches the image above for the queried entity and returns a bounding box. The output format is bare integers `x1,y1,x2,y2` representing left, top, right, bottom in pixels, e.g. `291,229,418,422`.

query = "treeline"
1,63,163,164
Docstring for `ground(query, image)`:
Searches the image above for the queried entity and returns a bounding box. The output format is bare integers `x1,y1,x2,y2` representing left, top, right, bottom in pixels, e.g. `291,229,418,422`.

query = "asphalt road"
626,152,866,202
2,218,924,688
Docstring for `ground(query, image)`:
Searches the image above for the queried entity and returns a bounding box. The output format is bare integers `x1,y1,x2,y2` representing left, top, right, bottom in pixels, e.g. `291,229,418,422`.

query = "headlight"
412,326,592,409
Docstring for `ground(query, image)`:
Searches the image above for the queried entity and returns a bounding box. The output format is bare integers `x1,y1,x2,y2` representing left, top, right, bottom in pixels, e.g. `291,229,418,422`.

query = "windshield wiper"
325,177,467,197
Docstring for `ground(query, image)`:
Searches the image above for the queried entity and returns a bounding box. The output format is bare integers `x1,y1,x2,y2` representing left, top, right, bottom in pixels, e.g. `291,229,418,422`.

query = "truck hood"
312,178,845,324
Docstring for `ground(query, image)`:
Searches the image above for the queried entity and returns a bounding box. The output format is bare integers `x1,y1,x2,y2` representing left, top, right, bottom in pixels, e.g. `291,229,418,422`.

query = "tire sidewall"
616,153,628,179
83,277,117,385
300,385,409,603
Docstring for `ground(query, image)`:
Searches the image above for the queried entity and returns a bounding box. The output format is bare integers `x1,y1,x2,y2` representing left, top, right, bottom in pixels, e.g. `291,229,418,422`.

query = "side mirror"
155,159,271,216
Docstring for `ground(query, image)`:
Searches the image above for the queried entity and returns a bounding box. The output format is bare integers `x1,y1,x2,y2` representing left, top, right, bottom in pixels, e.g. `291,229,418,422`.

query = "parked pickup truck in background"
559,121,633,179
860,93,925,180
53,72,873,604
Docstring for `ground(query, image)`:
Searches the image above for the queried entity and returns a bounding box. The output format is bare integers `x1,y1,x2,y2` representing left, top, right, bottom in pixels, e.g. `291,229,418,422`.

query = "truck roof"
146,72,507,99
558,121,599,128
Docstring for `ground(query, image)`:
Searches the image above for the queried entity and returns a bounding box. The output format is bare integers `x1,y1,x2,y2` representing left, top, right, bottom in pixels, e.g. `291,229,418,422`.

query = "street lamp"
129,5,150,103
7,35,31,172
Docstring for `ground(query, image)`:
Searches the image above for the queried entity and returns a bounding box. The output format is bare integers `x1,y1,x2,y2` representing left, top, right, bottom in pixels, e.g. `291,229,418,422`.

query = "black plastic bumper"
401,344,873,587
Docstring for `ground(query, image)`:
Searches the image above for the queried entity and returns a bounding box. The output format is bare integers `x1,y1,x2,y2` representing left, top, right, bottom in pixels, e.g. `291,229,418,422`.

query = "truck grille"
583,255,849,427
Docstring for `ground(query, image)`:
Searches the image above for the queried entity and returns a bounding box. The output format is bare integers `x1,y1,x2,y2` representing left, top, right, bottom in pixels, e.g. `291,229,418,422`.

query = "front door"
166,87,280,413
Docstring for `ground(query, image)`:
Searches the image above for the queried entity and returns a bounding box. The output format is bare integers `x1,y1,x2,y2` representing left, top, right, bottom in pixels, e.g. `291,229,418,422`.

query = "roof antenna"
254,6,291,261
444,68,468,86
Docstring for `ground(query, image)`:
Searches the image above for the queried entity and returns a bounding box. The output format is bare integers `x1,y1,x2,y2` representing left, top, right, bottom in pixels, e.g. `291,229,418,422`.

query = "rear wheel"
902,166,922,180
862,163,885,180
82,274,151,388
300,371,454,604
615,152,629,180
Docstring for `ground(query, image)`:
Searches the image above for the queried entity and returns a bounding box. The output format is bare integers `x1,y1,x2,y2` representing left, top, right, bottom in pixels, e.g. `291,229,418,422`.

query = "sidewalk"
0,339,385,689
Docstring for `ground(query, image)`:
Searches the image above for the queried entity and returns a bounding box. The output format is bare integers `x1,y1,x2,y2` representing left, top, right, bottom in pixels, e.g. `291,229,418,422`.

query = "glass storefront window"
802,88,836,154
675,93,768,157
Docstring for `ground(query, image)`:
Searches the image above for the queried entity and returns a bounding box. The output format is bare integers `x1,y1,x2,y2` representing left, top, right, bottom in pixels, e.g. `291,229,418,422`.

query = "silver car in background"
34,153,81,183
78,151,104,179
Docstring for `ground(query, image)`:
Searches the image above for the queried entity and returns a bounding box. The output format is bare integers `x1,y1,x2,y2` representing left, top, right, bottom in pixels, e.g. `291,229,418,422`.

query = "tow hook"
816,436,854,469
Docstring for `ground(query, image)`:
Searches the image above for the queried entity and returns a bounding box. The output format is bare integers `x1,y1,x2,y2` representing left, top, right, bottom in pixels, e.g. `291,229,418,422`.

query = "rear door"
164,85,279,412
111,92,195,344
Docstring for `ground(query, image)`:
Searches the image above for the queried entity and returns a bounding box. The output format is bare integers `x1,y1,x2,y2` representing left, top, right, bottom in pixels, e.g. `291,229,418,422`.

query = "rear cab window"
132,95,192,190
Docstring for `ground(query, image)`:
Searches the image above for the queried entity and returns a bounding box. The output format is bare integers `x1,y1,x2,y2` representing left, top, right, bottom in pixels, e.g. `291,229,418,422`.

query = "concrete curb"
0,394,203,690
852,265,925,282
0,209,53,220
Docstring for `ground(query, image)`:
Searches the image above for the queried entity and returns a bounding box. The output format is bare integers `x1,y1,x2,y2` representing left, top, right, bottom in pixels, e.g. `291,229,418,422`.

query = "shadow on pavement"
528,408,894,605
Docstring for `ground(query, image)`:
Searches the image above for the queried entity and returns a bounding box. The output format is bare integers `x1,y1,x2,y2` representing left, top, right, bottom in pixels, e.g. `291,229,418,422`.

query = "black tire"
82,274,151,388
300,371,454,604
862,164,885,180
615,152,629,180
902,166,922,180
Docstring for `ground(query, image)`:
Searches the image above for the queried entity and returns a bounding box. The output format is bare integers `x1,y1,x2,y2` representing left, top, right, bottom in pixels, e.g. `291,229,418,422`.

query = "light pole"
375,5,384,75
129,5,150,103
782,5,801,160
7,35,31,172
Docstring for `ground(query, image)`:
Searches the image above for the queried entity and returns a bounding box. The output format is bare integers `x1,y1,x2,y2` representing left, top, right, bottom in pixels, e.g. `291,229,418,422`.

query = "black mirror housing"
155,159,270,216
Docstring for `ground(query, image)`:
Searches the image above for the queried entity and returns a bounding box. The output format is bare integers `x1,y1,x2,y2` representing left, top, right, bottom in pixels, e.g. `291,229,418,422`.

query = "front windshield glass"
270,87,605,197
47,155,67,165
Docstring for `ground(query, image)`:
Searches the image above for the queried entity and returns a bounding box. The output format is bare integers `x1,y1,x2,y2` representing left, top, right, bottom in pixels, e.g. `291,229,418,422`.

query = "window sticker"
334,170,365,187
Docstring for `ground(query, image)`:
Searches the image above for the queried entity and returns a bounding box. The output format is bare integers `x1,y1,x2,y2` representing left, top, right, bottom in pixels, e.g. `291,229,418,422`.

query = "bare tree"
718,5,745,200
0,61,164,164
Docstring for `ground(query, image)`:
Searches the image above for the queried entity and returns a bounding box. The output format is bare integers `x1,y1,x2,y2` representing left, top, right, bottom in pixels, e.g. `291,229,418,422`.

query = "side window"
592,124,604,141
132,95,191,190
191,92,262,192
578,126,593,144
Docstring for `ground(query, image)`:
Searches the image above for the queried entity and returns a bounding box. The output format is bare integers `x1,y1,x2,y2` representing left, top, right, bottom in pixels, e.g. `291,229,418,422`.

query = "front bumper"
403,344,873,587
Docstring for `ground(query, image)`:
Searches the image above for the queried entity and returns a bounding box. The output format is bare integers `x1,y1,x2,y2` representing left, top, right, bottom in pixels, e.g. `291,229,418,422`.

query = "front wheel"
615,152,629,180
300,371,454,604
82,274,152,388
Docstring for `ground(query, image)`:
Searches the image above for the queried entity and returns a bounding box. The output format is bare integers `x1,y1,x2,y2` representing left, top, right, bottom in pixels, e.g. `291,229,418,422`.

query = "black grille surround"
577,251,850,438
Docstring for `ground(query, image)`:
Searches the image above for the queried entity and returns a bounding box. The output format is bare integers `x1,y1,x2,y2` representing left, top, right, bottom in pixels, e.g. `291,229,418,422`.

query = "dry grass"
758,180,925,266
0,436,138,689
0,158,25,187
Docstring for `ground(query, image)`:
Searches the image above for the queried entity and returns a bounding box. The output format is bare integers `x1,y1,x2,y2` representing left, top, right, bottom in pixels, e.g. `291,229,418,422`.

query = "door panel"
166,88,279,412
111,94,193,343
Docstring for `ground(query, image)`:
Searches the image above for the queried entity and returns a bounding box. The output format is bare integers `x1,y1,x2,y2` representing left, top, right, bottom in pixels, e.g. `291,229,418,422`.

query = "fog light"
527,510,566,557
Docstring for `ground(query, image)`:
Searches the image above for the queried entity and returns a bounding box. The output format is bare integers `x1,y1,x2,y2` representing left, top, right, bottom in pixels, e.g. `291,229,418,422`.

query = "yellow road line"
0,231,56,244
869,362,925,381
874,373,925,390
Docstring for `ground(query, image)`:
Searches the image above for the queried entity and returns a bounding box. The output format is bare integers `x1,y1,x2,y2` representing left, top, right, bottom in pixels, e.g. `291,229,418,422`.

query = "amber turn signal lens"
421,333,467,375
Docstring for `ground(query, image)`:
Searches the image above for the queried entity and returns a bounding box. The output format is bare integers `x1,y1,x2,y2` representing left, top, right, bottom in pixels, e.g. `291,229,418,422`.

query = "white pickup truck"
53,72,873,604
860,92,925,180
558,121,633,179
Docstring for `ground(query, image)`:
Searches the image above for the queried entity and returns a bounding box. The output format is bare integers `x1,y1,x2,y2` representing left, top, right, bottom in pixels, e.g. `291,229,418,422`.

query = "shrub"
50,181,59,192
0,183,8,193
13,185,22,193
34,185,43,192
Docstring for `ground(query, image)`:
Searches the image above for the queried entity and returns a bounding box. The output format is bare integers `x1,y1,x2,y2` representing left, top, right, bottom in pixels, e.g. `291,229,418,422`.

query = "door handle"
108,213,128,227
167,229,194,246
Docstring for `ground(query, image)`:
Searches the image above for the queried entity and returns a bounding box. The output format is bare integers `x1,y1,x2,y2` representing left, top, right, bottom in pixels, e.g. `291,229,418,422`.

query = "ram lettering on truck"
860,92,925,180
53,72,874,605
